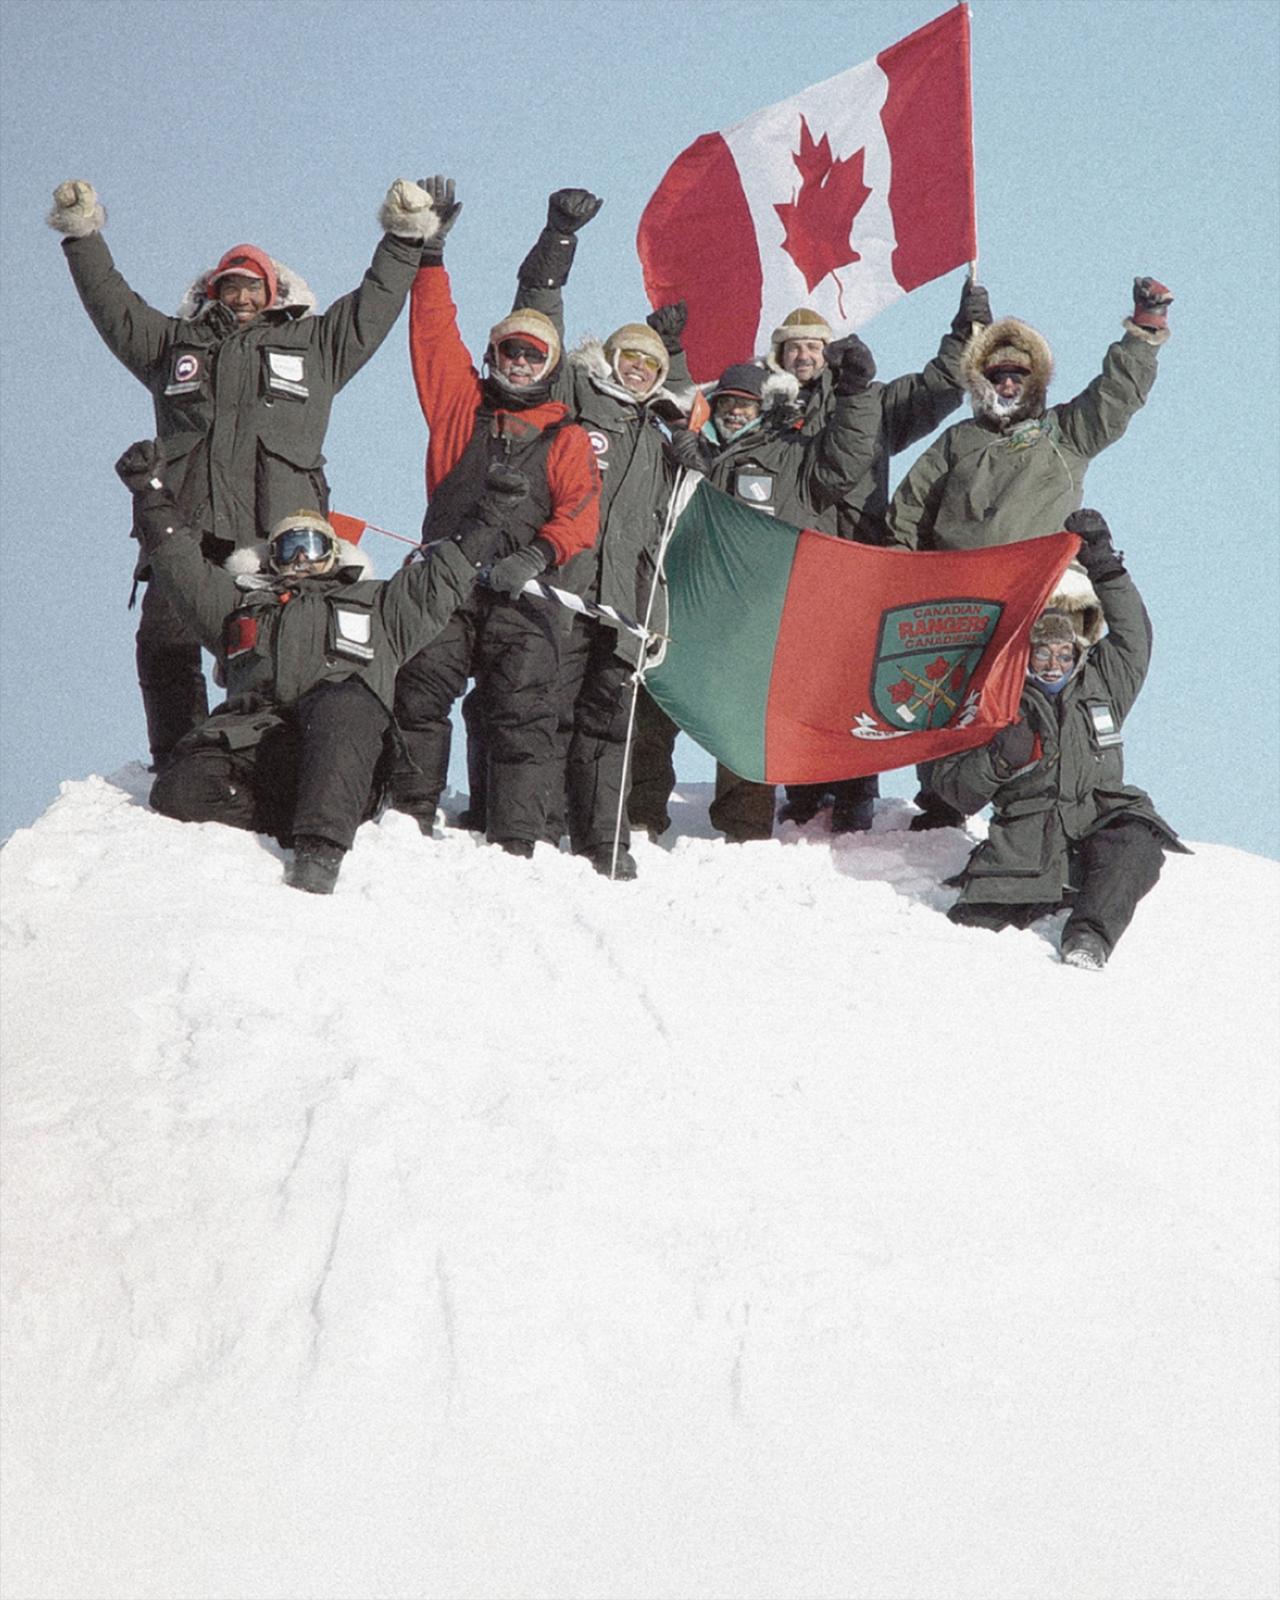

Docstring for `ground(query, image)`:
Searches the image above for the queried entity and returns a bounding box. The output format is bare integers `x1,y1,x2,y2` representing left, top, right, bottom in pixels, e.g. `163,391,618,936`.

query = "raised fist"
115,439,165,494
828,333,877,394
48,179,105,237
547,189,603,235
646,300,688,353
1131,276,1173,332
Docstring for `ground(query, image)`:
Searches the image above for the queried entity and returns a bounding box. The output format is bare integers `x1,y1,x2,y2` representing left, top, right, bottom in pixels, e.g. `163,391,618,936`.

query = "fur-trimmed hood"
176,255,317,321
962,317,1054,427
1043,561,1104,649
224,538,374,583
570,336,686,413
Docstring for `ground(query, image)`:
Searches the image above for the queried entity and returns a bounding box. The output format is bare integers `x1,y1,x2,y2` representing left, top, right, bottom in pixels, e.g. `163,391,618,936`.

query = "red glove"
1132,277,1173,332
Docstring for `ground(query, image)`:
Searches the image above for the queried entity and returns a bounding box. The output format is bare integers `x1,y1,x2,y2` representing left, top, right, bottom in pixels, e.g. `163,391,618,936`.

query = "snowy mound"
3,770,1277,1600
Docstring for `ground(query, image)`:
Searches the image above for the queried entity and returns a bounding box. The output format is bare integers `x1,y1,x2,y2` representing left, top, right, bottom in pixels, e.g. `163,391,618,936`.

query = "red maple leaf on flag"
889,680,914,705
774,116,872,297
924,656,951,682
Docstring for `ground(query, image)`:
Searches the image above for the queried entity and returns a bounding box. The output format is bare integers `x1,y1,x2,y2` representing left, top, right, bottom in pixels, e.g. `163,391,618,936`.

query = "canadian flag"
637,6,975,381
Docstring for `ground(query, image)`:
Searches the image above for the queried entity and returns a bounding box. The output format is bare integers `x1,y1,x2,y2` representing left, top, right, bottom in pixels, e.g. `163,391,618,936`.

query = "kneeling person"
115,439,526,893
930,510,1187,969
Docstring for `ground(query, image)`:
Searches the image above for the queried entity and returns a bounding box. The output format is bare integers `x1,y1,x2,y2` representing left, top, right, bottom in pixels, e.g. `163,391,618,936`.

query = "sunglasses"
271,527,332,566
618,349,661,373
498,340,547,364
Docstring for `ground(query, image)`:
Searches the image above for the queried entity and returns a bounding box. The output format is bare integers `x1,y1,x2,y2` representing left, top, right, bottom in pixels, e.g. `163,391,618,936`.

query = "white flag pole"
605,466,700,880
961,0,979,281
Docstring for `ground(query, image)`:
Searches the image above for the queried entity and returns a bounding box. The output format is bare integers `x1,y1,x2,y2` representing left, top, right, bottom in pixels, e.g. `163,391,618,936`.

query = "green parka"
774,330,967,543
63,228,423,552
137,499,480,743
697,373,879,535
931,569,1185,908
886,322,1164,551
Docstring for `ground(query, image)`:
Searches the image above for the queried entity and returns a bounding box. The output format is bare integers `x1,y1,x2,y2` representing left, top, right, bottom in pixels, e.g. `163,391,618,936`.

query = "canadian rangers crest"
852,598,1003,740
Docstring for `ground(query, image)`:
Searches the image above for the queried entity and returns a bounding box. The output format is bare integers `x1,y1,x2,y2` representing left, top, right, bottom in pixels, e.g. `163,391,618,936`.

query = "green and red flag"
643,480,1079,783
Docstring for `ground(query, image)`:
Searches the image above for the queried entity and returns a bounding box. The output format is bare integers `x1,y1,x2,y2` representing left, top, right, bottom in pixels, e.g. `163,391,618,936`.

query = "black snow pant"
783,774,880,819
137,580,209,766
948,815,1168,955
627,685,775,843
150,678,390,851
391,594,562,846
552,616,636,856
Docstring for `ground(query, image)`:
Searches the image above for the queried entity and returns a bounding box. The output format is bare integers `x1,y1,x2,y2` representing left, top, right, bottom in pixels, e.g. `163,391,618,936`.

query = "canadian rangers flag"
644,482,1077,785
637,6,975,380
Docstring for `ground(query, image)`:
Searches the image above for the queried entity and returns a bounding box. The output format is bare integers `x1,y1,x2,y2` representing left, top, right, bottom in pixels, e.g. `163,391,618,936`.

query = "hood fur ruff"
570,337,684,411
224,538,373,582
177,257,317,321
694,366,800,416
963,317,1053,426
1044,561,1104,648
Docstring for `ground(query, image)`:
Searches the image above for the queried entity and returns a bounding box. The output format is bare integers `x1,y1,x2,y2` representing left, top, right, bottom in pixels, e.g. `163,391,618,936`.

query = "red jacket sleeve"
541,424,601,566
408,265,482,496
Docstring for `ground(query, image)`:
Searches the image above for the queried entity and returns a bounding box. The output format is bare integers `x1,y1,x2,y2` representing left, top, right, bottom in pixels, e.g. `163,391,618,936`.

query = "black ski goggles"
270,526,332,566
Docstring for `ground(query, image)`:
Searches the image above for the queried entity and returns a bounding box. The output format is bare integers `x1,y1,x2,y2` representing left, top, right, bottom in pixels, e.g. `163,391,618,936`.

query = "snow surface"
2,767,1277,1600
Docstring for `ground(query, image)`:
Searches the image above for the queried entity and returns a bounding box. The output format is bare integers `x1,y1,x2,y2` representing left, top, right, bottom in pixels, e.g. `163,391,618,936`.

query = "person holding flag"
466,190,691,880
886,276,1172,828
931,510,1187,970
766,275,992,832
630,340,881,844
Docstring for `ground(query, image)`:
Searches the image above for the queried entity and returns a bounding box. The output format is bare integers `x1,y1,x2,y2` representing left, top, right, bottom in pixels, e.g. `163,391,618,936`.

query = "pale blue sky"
2,0,1277,856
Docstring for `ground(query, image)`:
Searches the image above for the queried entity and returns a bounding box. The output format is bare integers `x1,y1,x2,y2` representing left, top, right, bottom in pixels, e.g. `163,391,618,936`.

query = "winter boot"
1061,930,1109,971
830,796,875,834
909,797,966,832
286,835,345,895
588,845,638,881
495,838,535,860
777,787,828,825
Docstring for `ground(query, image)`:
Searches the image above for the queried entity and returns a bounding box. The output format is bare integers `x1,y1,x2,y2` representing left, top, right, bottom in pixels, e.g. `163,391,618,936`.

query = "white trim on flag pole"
604,467,700,880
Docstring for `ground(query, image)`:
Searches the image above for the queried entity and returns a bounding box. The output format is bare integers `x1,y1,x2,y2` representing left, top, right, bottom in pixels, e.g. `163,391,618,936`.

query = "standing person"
48,177,440,768
113,439,529,894
930,510,1187,969
886,275,1173,828
389,178,601,858
766,278,991,832
629,344,877,844
497,190,690,878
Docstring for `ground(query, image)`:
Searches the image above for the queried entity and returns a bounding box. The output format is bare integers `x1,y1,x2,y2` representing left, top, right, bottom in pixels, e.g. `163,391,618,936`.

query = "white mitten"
378,178,440,243
48,179,106,237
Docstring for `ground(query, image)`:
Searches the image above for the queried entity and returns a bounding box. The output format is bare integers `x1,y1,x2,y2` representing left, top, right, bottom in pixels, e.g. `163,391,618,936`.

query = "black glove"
518,190,600,290
199,298,239,338
989,719,1039,775
1064,507,1126,582
547,188,602,236
1131,276,1173,332
451,465,530,567
115,439,166,495
646,300,688,354
476,462,530,524
484,536,554,598
418,175,462,264
828,333,876,395
667,426,710,475
953,275,992,336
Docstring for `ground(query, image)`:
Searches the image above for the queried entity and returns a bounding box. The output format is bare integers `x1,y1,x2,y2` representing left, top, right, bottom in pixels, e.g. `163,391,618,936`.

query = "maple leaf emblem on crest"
774,116,871,302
